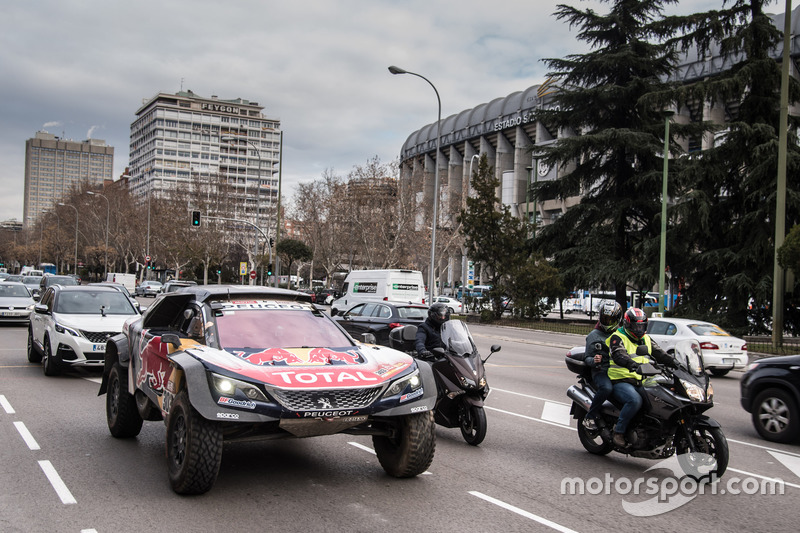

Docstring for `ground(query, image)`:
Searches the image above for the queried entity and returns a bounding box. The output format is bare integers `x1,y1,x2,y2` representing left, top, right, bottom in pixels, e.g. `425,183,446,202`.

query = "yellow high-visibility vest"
605,329,652,382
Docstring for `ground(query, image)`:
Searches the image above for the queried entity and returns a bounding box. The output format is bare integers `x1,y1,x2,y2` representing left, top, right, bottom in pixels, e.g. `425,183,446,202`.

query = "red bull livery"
98,285,436,494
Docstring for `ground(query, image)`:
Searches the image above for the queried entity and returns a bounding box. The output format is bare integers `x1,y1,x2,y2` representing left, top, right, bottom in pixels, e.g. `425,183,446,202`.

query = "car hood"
54,313,135,331
0,296,34,308
182,343,415,390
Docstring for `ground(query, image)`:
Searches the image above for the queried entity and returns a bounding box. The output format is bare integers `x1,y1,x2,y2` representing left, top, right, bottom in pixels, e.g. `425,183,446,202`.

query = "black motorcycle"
565,340,729,480
389,320,500,445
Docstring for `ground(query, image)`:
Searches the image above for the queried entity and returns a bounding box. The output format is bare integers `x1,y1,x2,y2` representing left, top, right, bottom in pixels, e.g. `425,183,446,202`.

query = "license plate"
92,343,106,352
723,358,739,364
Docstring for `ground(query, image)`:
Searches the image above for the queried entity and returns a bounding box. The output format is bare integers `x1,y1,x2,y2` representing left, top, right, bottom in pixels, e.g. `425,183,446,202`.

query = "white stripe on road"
492,388,570,405
469,491,579,533
727,437,800,458
541,401,572,426
38,460,77,504
485,406,576,431
727,467,800,490
82,376,102,384
0,395,14,413
14,421,40,450
768,451,800,479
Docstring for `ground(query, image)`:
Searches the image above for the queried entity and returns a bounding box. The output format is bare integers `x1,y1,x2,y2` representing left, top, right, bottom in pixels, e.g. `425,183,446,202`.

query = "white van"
106,272,137,292
331,269,425,315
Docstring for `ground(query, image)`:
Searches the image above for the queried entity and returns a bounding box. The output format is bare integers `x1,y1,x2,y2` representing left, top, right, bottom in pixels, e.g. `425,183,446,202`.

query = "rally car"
99,285,437,494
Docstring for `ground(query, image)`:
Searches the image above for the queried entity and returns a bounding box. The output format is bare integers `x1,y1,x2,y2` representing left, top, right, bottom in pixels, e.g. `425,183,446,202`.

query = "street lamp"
58,203,78,275
658,112,674,314
389,65,442,299
221,134,266,285
273,130,283,288
87,191,110,278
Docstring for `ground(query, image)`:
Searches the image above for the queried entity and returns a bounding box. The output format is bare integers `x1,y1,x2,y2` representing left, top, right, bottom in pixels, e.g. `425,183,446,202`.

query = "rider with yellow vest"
605,307,676,448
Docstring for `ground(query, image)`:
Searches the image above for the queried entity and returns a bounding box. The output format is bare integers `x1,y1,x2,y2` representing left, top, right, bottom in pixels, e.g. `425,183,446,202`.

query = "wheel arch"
99,334,129,396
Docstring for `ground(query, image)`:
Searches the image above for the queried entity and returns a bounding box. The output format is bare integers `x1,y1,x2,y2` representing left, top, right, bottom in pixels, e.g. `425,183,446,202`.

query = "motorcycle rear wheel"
677,425,729,482
459,404,487,446
577,412,612,455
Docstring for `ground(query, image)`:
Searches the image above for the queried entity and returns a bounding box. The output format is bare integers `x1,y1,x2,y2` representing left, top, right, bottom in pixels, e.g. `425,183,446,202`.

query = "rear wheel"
751,388,800,443
27,327,41,363
677,425,729,482
459,403,487,446
373,411,435,477
166,391,223,494
42,337,60,376
106,364,143,438
577,411,612,455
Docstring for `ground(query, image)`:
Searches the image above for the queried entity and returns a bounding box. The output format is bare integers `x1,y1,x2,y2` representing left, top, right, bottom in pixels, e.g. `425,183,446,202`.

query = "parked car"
334,301,429,346
0,281,36,324
135,280,163,297
162,280,198,293
646,317,747,376
433,296,463,314
740,354,800,443
98,285,437,494
89,282,141,313
28,285,139,375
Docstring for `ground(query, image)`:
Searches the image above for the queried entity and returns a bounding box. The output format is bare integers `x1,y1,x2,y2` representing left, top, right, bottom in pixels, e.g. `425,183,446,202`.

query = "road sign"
145,255,151,262
250,270,257,279
239,262,248,276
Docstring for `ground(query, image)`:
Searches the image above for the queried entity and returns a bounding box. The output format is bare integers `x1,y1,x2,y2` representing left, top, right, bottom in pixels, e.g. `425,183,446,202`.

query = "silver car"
0,282,36,324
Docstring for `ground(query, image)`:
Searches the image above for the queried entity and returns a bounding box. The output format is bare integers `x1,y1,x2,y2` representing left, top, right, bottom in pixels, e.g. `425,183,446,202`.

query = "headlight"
210,373,268,402
383,369,422,398
680,379,706,402
707,382,713,402
459,375,477,388
55,323,80,337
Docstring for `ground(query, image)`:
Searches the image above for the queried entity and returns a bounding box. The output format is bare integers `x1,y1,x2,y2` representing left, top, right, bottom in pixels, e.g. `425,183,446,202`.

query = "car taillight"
383,297,388,301
699,342,719,350
389,323,403,329
742,343,748,351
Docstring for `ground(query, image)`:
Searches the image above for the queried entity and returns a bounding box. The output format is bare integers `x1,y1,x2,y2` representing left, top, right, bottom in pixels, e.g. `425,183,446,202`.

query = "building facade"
23,132,114,227
128,90,281,227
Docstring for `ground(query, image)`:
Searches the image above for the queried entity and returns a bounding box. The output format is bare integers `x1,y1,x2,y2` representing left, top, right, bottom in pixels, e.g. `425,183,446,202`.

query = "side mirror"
483,344,501,363
362,333,376,344
330,308,338,316
34,303,49,314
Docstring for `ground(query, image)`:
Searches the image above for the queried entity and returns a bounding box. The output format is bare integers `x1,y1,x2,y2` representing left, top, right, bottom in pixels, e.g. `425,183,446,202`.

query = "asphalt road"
1,316,798,533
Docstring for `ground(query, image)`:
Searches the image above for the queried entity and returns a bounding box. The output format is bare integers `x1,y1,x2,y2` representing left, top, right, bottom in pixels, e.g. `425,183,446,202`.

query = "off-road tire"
27,327,41,363
751,388,800,443
577,411,613,455
459,403,487,446
166,391,223,495
42,336,60,376
677,425,729,482
373,411,435,478
106,364,143,438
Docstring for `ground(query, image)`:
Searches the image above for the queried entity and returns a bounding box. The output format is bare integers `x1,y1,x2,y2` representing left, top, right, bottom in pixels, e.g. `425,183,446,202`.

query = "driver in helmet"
581,301,623,431
414,302,451,359
607,307,676,447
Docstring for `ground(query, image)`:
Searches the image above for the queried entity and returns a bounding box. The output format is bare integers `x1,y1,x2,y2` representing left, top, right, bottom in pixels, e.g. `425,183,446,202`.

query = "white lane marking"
727,437,800,458
81,530,98,533
492,388,570,405
0,394,15,413
485,406,576,431
727,467,800,490
14,421,40,450
38,460,77,504
82,376,102,384
348,441,432,474
469,491,579,533
541,401,572,426
768,451,800,480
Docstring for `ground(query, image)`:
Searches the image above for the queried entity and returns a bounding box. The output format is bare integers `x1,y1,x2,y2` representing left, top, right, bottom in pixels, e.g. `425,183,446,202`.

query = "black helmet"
623,307,648,340
428,302,451,326
598,301,623,333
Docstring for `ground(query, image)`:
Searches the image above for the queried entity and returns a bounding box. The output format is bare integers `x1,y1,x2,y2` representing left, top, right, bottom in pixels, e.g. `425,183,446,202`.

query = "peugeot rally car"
99,285,436,494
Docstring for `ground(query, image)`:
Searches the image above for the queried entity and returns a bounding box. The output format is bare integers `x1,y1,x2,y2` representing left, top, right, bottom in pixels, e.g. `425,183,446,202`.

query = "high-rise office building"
22,132,114,227
127,90,281,226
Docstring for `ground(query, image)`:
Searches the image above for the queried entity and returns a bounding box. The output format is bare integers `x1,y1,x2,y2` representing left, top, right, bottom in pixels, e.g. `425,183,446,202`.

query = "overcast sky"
0,0,735,222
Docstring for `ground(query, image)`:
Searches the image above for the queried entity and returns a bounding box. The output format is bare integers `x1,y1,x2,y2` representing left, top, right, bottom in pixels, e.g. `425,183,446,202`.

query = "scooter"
564,339,729,480
389,320,500,445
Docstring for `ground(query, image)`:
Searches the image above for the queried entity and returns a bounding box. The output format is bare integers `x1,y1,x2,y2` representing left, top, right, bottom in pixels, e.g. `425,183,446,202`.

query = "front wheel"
373,411,435,478
42,337,60,376
677,425,729,482
751,388,800,443
166,391,223,494
27,327,41,363
577,411,612,455
106,364,143,438
459,403,487,446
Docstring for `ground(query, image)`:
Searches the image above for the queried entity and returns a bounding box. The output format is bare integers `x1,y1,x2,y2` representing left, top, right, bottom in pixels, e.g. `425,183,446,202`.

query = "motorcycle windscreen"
673,339,705,376
440,320,476,357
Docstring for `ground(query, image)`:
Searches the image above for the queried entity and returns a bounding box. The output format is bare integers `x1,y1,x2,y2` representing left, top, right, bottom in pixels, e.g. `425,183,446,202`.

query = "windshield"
54,291,137,315
687,323,731,337
0,285,30,298
47,276,78,286
23,276,42,286
214,307,353,351
673,340,705,376
440,320,476,356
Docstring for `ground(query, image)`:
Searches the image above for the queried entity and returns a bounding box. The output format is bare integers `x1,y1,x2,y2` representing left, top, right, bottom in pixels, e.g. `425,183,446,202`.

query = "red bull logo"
236,347,363,366
307,348,362,365
242,348,303,366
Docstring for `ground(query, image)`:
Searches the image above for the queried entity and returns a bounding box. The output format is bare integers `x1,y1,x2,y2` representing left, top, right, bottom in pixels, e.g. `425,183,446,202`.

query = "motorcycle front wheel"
577,412,612,455
459,403,487,446
677,425,729,483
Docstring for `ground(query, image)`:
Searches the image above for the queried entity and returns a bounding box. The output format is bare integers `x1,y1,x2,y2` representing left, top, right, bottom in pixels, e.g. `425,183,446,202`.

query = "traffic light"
191,210,201,227
267,263,273,276
269,237,274,248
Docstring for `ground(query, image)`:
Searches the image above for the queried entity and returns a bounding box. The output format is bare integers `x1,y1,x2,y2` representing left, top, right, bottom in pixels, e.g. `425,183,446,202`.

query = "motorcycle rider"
581,301,623,431
415,302,451,358
607,307,676,448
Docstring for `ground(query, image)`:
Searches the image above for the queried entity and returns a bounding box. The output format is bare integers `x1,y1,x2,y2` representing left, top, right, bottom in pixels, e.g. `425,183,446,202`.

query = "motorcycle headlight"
383,369,422,398
459,375,477,388
55,322,80,337
680,379,706,402
707,382,713,402
210,373,268,402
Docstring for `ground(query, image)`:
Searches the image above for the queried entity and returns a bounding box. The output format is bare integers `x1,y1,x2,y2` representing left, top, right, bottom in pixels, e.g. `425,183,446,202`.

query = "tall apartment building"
23,132,114,227
128,90,281,226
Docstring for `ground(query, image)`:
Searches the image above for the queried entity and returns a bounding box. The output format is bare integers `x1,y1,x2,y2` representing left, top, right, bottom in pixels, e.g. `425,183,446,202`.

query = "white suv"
28,285,139,376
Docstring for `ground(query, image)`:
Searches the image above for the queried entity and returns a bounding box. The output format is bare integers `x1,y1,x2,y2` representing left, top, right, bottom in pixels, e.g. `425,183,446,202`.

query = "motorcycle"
565,339,729,480
389,320,500,445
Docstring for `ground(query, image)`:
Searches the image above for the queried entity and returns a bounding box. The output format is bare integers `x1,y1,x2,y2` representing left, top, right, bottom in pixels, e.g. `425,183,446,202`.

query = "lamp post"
58,203,78,275
273,130,283,288
389,65,442,299
658,112,674,314
87,191,110,278
222,135,266,286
